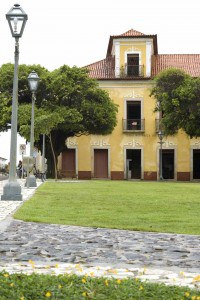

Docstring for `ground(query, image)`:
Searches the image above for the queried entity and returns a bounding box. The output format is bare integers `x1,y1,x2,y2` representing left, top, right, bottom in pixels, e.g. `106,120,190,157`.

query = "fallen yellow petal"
193,275,200,282
45,265,50,269
28,260,35,265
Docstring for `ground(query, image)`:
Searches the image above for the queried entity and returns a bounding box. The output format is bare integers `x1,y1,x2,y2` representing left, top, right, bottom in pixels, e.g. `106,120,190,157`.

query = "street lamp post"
26,71,40,187
1,4,28,201
42,134,46,174
158,130,164,180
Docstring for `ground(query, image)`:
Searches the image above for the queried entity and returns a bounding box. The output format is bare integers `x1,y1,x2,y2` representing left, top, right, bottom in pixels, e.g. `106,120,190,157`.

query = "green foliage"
14,181,200,235
151,68,200,137
0,63,49,132
0,271,199,300
0,93,11,131
47,65,118,137
0,63,118,176
0,63,50,106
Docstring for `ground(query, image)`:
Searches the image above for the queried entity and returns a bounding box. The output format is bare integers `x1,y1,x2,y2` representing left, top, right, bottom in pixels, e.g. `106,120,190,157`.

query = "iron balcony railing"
123,119,145,131
120,64,144,78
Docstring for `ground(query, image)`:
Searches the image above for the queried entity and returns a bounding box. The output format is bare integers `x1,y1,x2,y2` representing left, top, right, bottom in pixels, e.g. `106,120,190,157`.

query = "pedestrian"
17,160,22,178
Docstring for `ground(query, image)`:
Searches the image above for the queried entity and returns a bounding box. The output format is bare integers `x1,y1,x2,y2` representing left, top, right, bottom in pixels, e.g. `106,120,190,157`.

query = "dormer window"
127,54,139,76
123,51,144,77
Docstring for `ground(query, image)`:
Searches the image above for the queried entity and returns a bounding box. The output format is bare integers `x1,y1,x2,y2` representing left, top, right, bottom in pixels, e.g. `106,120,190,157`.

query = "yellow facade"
59,29,200,181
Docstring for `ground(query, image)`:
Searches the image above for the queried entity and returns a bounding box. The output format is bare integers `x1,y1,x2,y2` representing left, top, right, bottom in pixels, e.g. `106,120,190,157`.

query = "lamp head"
158,130,164,141
6,4,28,38
28,71,40,92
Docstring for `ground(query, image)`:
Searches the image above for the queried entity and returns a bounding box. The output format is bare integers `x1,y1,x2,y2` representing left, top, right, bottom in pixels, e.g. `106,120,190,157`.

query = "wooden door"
94,149,108,178
62,149,76,178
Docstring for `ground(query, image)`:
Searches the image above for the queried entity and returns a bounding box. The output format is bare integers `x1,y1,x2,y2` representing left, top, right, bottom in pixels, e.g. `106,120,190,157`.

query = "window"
126,101,141,130
127,54,139,76
123,99,144,132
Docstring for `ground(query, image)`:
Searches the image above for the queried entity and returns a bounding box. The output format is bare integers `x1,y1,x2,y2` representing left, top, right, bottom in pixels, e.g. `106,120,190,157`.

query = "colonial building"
58,29,200,181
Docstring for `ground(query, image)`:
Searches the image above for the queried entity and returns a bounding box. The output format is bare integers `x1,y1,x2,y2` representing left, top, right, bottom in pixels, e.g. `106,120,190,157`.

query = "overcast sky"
0,0,200,162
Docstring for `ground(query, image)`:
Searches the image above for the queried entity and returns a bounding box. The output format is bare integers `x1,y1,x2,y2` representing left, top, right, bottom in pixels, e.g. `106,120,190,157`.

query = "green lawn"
14,180,200,235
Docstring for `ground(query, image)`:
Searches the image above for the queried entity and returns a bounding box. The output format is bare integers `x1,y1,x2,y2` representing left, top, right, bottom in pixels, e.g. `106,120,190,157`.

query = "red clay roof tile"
85,54,200,80
84,57,115,79
152,54,200,77
118,29,146,36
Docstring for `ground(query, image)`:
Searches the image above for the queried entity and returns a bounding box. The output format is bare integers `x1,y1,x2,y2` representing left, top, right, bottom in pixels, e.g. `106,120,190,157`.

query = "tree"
150,68,200,138
0,64,118,177
18,104,83,179
0,63,50,131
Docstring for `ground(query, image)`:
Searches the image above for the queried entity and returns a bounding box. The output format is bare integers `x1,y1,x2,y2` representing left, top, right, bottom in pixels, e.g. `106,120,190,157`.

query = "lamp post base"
1,181,22,201
25,175,37,188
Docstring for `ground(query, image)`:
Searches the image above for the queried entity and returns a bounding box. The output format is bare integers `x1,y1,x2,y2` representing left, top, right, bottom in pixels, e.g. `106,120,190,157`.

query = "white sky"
0,0,200,162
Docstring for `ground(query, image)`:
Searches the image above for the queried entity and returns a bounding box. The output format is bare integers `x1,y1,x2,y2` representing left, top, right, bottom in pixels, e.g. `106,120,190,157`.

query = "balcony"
120,64,144,78
123,119,145,132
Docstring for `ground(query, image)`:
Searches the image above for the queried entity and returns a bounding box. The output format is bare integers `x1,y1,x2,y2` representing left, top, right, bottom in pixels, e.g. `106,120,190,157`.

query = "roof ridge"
118,28,145,37
83,57,114,69
84,58,107,68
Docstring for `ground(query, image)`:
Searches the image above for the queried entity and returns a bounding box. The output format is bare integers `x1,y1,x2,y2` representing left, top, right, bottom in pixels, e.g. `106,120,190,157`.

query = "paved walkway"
0,179,200,290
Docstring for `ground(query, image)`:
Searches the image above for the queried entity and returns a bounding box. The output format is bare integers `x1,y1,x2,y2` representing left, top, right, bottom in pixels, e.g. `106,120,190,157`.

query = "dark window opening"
127,54,139,76
161,149,174,179
126,101,141,130
193,149,200,179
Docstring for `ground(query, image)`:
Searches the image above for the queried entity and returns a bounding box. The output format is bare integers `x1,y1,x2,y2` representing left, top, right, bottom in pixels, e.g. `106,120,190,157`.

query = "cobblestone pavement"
0,179,200,289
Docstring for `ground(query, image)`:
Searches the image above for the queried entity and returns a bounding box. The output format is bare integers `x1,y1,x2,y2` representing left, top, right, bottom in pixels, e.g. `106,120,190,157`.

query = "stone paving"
0,179,200,290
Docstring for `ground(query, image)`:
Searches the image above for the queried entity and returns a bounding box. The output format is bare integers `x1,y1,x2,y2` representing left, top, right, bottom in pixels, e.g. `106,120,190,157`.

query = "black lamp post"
158,130,164,180
1,4,28,201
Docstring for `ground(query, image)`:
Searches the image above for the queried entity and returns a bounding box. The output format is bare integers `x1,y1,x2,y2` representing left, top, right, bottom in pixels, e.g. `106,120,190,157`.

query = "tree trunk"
48,133,58,181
